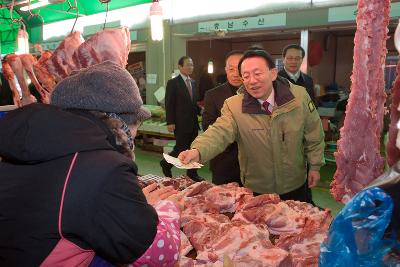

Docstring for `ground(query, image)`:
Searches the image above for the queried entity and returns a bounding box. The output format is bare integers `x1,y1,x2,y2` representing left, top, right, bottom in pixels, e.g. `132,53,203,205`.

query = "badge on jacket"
308,101,315,113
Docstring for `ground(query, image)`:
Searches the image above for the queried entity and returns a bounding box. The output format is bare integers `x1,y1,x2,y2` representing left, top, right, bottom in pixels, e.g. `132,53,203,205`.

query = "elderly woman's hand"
142,183,178,206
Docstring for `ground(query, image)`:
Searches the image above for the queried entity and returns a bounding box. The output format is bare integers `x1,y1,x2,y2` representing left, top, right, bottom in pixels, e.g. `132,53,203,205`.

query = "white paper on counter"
163,153,203,169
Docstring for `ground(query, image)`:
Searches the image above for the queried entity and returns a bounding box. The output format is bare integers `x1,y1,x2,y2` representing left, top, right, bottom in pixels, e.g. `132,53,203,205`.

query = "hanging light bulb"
207,60,214,74
16,25,29,55
150,0,163,41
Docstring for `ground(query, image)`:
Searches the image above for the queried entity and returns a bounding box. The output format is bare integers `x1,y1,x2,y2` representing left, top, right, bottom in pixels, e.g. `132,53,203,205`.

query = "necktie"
262,100,271,115
185,78,193,99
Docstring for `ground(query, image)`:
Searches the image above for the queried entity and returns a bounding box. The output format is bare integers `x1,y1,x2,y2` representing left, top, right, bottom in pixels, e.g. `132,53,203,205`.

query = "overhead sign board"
198,13,286,33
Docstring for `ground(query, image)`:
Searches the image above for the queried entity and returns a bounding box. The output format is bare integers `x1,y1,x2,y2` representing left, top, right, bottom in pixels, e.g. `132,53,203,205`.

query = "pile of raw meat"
138,174,196,191
3,27,131,107
331,0,390,203
142,179,332,267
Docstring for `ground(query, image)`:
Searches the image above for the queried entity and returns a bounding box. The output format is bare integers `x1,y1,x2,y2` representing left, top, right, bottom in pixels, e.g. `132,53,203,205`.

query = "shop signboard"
198,13,286,33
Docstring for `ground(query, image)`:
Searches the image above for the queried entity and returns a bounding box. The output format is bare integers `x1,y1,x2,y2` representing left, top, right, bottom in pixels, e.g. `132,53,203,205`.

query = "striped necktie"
185,78,193,99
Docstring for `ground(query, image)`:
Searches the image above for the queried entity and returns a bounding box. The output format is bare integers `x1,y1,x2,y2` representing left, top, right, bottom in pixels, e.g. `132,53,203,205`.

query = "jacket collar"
242,76,295,114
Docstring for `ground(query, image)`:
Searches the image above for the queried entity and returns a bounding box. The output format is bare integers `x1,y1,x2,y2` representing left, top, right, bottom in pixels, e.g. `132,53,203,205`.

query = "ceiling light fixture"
207,60,214,74
149,0,163,41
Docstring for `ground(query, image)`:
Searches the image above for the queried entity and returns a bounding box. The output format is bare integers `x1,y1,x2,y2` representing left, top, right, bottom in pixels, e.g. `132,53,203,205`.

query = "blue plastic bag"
319,187,398,267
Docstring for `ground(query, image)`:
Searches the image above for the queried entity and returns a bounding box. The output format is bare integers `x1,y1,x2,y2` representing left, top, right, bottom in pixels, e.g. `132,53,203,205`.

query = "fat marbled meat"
331,0,390,202
46,31,84,81
72,27,130,69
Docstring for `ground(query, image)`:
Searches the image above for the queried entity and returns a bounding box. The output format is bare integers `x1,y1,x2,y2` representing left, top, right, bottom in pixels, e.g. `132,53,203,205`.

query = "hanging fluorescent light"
16,27,29,55
150,0,163,41
207,60,214,74
20,0,50,11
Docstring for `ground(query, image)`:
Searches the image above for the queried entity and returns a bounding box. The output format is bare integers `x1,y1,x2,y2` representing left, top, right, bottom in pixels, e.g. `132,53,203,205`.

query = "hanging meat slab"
46,31,84,81
33,51,56,95
20,54,49,104
72,27,131,69
5,54,37,106
331,0,390,203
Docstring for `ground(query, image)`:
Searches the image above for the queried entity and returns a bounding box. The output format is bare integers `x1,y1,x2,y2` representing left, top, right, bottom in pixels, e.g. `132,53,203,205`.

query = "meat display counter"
137,175,332,266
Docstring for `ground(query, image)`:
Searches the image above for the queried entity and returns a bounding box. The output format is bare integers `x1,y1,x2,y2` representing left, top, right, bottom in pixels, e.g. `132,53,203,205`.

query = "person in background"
202,50,243,185
279,44,316,105
160,56,203,181
0,61,181,266
179,49,325,203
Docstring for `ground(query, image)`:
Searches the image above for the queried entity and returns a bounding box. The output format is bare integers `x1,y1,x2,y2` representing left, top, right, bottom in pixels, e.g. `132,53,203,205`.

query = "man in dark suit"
278,44,316,105
160,56,203,181
202,50,243,185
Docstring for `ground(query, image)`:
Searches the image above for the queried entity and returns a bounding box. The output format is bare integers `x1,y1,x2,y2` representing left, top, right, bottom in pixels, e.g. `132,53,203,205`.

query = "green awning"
0,0,152,53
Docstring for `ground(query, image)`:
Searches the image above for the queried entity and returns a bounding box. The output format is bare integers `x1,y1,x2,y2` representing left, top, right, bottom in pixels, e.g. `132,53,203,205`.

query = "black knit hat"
51,60,150,124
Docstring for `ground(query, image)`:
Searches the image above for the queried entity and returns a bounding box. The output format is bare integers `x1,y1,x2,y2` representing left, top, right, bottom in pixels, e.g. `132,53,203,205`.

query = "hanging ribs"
5,54,37,106
331,0,390,202
72,27,131,69
46,31,84,81
33,51,56,95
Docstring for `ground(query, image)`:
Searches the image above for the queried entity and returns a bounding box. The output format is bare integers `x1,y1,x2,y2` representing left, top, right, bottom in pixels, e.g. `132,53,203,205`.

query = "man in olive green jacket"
179,49,325,203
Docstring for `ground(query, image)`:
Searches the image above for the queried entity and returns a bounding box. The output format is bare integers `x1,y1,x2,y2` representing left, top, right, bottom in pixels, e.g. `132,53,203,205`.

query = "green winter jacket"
191,77,325,194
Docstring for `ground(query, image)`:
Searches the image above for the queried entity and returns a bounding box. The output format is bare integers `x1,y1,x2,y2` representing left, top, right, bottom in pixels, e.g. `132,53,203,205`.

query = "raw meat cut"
181,230,193,256
19,54,49,103
233,198,306,235
72,27,130,69
181,211,230,228
179,181,213,198
276,219,330,267
33,51,56,94
2,61,21,107
47,31,84,81
203,182,252,213
331,0,391,202
5,54,36,106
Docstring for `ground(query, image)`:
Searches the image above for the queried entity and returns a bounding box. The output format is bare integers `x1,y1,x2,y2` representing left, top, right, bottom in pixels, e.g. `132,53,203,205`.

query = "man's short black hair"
282,44,305,58
238,49,276,77
178,56,191,67
225,50,243,63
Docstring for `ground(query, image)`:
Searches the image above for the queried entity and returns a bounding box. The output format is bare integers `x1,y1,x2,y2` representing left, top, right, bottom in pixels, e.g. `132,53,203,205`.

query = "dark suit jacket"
165,75,200,134
202,82,240,183
278,69,316,105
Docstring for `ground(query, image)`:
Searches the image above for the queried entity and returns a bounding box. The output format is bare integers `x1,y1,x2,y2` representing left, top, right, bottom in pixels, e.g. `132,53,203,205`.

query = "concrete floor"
134,147,344,216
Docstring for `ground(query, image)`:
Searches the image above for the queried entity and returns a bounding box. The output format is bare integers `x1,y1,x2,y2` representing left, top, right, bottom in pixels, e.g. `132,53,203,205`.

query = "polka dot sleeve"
130,200,181,267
